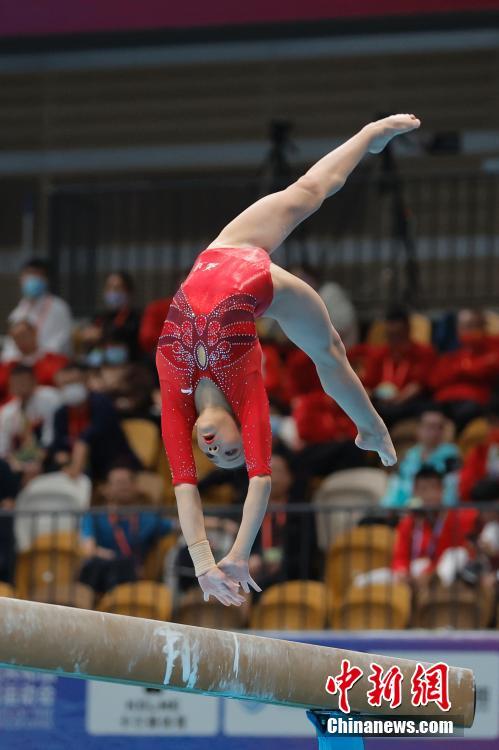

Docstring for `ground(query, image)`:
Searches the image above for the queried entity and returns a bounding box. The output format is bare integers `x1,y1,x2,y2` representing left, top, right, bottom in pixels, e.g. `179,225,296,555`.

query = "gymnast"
156,114,421,606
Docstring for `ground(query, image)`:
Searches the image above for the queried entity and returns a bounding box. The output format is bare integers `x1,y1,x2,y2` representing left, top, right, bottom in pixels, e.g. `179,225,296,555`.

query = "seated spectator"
139,297,172,356
0,319,68,401
2,258,73,361
80,271,142,361
392,467,477,585
0,365,60,485
79,463,176,594
382,409,460,508
429,309,499,430
363,305,436,426
47,364,141,480
86,339,156,420
460,399,499,502
249,447,321,589
0,458,19,584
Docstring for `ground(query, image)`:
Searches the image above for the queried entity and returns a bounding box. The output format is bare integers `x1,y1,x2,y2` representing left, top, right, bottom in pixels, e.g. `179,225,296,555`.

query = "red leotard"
156,246,274,486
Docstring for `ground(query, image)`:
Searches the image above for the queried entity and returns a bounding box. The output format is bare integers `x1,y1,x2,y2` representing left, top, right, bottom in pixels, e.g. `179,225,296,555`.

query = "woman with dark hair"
157,114,419,606
81,271,142,361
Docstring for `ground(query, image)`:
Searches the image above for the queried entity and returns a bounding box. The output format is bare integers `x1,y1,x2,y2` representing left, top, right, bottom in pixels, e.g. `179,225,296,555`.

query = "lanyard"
411,514,445,561
381,357,411,388
107,513,139,557
262,510,287,550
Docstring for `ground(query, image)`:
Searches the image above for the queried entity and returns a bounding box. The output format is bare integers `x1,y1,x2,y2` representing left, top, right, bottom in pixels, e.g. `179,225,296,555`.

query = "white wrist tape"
188,539,217,577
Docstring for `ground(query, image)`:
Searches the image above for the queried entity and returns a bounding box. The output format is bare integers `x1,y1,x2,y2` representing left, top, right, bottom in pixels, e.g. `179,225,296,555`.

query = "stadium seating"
97,581,173,621
15,531,83,599
331,582,411,630
121,419,161,470
250,580,328,630
175,587,250,629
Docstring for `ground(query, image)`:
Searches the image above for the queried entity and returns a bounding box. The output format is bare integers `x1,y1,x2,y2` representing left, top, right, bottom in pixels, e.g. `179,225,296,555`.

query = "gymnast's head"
196,407,245,470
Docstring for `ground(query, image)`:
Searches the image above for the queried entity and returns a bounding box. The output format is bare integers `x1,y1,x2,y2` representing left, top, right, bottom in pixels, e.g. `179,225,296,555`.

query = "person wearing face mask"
47,363,141,480
362,305,436,426
1,259,73,362
80,271,141,361
429,309,499,431
95,340,156,419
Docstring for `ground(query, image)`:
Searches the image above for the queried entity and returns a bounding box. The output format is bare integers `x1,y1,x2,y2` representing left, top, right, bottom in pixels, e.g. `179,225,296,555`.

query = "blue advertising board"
1,632,498,750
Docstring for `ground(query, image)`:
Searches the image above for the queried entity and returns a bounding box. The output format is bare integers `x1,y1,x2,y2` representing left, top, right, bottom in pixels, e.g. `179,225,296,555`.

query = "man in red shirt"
0,319,68,403
392,466,477,583
363,306,436,426
460,400,499,502
429,309,499,430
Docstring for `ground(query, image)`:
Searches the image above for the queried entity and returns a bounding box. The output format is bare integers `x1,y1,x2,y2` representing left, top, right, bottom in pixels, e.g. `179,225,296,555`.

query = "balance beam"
0,598,475,740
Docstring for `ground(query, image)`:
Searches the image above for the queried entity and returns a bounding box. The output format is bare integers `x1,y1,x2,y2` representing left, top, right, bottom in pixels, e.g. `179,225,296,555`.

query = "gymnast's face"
196,410,245,470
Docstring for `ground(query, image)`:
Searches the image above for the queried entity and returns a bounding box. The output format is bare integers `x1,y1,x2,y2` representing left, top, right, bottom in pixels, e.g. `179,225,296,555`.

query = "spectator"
0,365,60,484
0,458,19,584
460,399,499,502
139,297,172,355
2,258,73,361
392,467,477,585
250,448,321,587
363,305,436,426
79,464,175,594
80,271,141,361
48,364,141,480
429,309,499,430
382,409,460,508
87,339,156,420
0,319,68,401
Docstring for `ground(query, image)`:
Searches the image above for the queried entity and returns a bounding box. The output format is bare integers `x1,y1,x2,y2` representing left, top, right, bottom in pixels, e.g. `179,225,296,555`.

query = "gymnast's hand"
355,421,397,467
198,566,246,607
218,555,262,595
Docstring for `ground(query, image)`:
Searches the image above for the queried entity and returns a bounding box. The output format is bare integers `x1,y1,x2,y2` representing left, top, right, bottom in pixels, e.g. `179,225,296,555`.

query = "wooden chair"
367,313,432,346
312,468,388,551
331,582,411,630
29,582,95,609
250,580,328,630
15,531,83,599
0,582,15,598
174,587,250,629
142,532,178,581
413,579,495,629
458,418,489,459
122,419,161,470
325,525,396,599
97,581,173,621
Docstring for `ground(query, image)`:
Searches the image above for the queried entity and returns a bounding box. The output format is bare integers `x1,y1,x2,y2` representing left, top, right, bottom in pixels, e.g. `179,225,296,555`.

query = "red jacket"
392,509,478,574
363,342,436,391
429,336,499,404
139,298,172,354
459,431,499,501
292,391,357,444
284,348,322,400
261,343,285,401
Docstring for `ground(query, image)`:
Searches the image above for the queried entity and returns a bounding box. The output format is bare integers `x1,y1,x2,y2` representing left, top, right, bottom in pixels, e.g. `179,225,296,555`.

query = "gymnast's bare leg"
209,114,421,467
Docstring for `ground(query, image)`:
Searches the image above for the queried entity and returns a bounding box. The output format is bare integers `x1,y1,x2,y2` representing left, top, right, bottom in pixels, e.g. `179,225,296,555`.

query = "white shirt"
1,294,73,361
0,386,61,457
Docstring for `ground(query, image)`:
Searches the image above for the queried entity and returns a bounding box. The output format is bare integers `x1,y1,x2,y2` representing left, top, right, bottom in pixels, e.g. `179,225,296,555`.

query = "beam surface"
0,598,474,725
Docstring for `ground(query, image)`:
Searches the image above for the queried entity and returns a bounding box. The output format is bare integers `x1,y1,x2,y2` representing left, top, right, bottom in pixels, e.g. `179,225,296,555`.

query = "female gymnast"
156,113,421,606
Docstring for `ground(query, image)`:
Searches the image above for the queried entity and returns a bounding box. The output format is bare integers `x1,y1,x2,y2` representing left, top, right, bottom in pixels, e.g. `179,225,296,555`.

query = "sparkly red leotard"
156,246,274,485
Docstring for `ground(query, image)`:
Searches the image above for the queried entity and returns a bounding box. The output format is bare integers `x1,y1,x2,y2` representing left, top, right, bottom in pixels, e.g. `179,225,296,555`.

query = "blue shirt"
381,443,460,508
80,511,173,559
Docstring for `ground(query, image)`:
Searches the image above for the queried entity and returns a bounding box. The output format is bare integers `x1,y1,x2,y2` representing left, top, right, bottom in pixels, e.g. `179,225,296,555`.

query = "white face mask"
61,382,88,407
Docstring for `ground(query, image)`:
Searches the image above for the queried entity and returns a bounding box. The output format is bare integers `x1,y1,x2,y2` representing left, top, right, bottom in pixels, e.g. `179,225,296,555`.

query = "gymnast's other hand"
218,554,262,595
198,565,246,607
355,421,397,467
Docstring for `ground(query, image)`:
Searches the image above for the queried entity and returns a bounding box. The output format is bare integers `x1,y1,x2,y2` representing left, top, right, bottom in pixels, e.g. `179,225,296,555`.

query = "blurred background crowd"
0,252,498,630
1,0,499,632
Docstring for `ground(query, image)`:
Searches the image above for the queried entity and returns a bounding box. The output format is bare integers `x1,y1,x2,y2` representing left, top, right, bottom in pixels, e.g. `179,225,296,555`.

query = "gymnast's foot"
367,113,421,154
